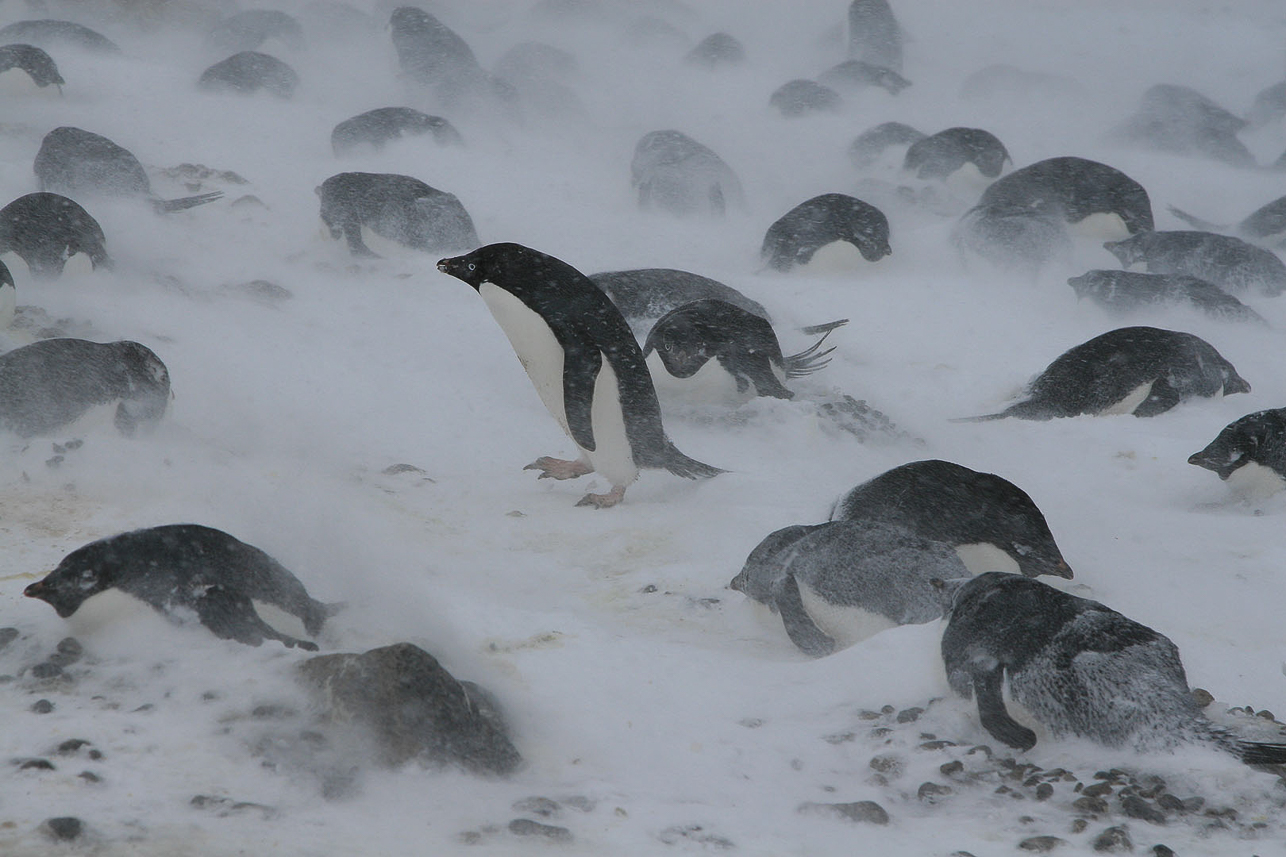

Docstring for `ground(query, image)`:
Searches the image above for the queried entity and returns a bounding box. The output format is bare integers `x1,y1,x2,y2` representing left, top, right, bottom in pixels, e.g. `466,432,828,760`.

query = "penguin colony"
3,0,1286,849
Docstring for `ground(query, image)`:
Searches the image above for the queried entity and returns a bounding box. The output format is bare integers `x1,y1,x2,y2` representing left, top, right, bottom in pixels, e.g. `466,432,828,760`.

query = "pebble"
799,800,889,825
869,755,903,775
30,662,63,679
918,782,952,803
43,817,83,841
509,819,572,842
896,707,924,723
19,758,55,771
0,627,18,651
1073,796,1109,815
513,797,561,817
1018,835,1066,852
31,699,54,714
1082,782,1113,798
78,771,101,783
940,761,965,777
1091,825,1133,853
1070,819,1088,834
49,638,83,666
58,739,92,755
1036,783,1054,801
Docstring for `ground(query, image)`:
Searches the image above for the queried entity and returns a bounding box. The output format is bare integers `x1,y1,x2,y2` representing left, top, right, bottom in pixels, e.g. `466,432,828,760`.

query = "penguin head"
730,523,825,602
25,544,118,617
114,341,172,435
1188,435,1247,480
971,474,1072,579
1102,235,1141,267
437,248,487,289
644,304,718,378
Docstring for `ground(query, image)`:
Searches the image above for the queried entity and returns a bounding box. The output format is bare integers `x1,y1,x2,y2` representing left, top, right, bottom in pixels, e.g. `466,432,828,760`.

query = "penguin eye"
467,263,476,272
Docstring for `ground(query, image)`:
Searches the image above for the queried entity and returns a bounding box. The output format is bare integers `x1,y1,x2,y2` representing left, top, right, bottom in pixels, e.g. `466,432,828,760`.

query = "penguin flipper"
1131,378,1181,417
195,585,319,651
1166,205,1223,233
774,573,836,658
561,343,602,451
973,665,1036,751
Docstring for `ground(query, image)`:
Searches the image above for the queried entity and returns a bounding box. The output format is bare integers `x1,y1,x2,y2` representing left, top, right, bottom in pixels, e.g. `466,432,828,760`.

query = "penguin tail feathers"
950,411,1010,423
1166,205,1222,233
785,319,848,378
662,444,726,480
1236,740,1286,766
152,191,224,214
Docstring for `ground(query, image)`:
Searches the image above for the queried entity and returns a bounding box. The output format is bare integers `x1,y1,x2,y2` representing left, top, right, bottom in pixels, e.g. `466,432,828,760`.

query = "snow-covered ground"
1,1,1285,854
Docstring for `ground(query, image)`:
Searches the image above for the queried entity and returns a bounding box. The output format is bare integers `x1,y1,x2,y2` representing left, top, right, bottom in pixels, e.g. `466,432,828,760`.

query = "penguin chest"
801,240,868,273
1100,380,1155,416
953,543,1019,575
0,68,52,97
1225,461,1286,500
480,283,637,485
645,350,754,407
796,581,897,647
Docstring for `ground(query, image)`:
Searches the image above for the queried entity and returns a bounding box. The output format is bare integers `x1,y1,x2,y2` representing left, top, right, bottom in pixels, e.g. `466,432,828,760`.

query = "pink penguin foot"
524,456,593,480
575,485,626,509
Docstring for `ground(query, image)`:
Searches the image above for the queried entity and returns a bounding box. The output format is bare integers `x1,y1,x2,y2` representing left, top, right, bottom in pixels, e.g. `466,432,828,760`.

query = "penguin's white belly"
1225,461,1286,500
953,542,1018,575
1072,212,1130,242
0,68,50,97
942,161,994,198
61,252,95,277
645,350,751,408
360,225,417,259
0,281,15,328
1102,380,1154,416
480,282,638,487
801,240,867,273
252,599,309,642
797,581,897,648
66,587,170,637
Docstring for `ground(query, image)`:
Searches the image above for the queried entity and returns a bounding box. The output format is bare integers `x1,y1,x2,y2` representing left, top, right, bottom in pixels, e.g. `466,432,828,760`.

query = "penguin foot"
575,485,626,508
524,456,593,480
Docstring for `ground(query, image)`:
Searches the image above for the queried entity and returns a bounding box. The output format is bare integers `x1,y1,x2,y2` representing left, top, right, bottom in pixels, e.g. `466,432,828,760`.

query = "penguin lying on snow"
26,524,331,650
831,459,1072,579
818,60,910,96
0,20,120,54
848,121,925,170
1067,270,1265,325
971,156,1153,238
589,268,769,331
938,572,1286,762
437,242,723,508
1104,230,1286,298
317,172,478,258
198,51,299,98
0,338,170,437
962,326,1249,420
903,127,1010,184
761,194,890,272
730,520,970,657
34,127,223,213
1189,408,1286,499
631,130,745,217
0,192,111,279
642,300,846,405
1112,84,1254,169
331,107,462,156
0,44,63,92
768,79,842,118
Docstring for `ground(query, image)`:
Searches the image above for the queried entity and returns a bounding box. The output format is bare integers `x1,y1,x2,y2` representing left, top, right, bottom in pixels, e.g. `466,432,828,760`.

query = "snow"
0,0,1285,854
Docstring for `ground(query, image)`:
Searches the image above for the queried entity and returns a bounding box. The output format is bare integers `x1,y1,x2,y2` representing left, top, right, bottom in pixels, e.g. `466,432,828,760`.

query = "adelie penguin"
1168,196,1286,249
318,172,478,258
902,127,1010,190
330,108,462,156
761,194,890,272
0,192,111,279
198,51,299,99
631,130,744,217
831,459,1072,579
25,524,331,650
937,572,1286,763
1104,230,1286,298
1068,270,1266,325
1189,408,1286,500
34,127,223,214
0,338,170,437
436,242,723,508
0,44,63,95
729,519,971,657
962,326,1249,420
642,299,846,407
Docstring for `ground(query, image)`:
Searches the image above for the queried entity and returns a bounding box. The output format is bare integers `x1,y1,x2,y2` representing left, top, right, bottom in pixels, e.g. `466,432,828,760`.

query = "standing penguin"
436,243,723,507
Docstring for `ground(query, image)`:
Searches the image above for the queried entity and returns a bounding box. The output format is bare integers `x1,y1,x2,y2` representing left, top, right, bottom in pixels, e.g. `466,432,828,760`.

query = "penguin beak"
436,259,450,274
1052,558,1073,579
24,580,45,598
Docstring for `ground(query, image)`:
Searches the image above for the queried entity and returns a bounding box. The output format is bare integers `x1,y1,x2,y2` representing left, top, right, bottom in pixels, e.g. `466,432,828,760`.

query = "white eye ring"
467,263,476,272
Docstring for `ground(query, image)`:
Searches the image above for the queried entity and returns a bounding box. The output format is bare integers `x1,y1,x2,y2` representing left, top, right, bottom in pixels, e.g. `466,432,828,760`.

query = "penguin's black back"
643,299,792,399
0,43,63,86
978,156,1153,234
35,126,152,198
0,192,110,278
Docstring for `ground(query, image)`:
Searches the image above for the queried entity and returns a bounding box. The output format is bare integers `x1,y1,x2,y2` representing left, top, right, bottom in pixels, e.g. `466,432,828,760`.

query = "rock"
896,706,924,723
78,771,101,783
1082,782,1113,798
561,796,595,813
1092,825,1133,853
1121,795,1167,825
18,758,54,770
1074,796,1109,815
1070,819,1088,834
30,662,63,679
0,627,19,651
42,817,82,841
1036,783,1054,801
513,797,560,817
1190,688,1214,708
657,824,734,849
1150,846,1174,857
940,760,965,777
918,782,953,803
919,740,956,751
297,642,521,774
190,795,275,818
509,819,572,841
869,755,903,775
1018,835,1066,852
30,699,54,714
799,800,890,825
1156,794,1184,813
57,739,91,754
50,637,82,666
